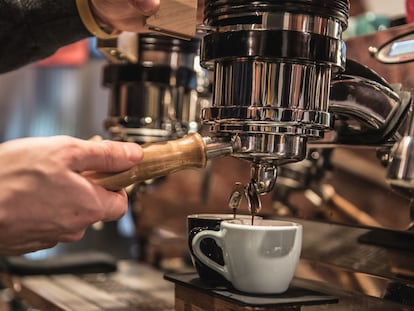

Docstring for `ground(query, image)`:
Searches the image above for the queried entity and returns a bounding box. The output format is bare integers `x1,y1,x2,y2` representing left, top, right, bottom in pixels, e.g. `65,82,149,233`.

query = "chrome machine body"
200,0,350,195
100,33,205,143
200,0,414,206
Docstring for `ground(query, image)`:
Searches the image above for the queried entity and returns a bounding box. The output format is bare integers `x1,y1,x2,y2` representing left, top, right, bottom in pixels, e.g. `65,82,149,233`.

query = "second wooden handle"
87,133,207,191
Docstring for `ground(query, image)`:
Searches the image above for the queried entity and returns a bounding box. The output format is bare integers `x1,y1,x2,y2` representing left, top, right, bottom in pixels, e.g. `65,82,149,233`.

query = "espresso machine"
98,32,204,144
94,0,414,309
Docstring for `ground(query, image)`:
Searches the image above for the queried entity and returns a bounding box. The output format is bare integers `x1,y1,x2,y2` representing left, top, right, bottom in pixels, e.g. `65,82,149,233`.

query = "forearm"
0,0,91,73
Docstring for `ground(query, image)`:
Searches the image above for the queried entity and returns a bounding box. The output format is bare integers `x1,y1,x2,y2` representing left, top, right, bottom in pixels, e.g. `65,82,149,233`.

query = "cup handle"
191,229,231,281
188,227,207,259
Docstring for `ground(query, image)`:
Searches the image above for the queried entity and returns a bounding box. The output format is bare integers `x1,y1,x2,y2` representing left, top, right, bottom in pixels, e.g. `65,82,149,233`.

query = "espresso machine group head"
200,0,350,194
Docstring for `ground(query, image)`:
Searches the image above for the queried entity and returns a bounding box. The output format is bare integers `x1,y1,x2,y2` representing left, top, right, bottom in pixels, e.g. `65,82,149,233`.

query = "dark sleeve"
0,0,92,73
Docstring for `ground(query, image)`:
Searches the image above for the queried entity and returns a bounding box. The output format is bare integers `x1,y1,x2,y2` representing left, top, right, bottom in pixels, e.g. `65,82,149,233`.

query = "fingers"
69,139,143,173
95,187,129,221
59,229,88,243
129,0,160,15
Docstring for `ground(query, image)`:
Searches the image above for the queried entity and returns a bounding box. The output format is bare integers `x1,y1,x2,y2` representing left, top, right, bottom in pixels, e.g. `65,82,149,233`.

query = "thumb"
70,140,143,173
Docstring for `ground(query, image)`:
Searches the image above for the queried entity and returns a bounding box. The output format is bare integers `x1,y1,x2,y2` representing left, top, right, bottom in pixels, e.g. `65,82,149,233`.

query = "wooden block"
175,284,214,310
146,0,197,39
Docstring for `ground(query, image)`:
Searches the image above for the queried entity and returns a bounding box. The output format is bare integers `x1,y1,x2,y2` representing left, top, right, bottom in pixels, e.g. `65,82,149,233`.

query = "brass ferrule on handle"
88,133,235,191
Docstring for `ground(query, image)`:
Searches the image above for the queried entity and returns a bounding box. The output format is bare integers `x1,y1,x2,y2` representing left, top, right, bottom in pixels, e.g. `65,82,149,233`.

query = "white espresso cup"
187,214,262,284
191,218,302,294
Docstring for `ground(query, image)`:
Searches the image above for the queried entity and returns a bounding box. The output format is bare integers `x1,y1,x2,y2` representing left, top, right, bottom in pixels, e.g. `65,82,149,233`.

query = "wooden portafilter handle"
86,133,234,191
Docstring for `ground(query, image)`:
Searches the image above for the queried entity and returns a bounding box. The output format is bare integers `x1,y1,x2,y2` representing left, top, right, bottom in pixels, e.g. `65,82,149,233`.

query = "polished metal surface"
216,12,343,39
387,134,414,192
101,33,203,143
140,50,196,69
250,162,278,194
138,34,199,70
234,133,307,163
203,135,240,160
204,61,332,136
201,0,349,190
292,219,414,309
269,23,414,232
370,30,414,64
328,70,411,145
105,81,194,142
203,0,349,28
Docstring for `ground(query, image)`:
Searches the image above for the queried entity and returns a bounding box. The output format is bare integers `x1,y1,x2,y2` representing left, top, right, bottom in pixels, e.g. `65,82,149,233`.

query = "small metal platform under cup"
164,272,338,311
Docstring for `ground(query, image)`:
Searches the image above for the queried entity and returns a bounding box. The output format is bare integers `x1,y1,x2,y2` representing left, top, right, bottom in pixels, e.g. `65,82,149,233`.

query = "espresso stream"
232,208,256,225
246,181,261,226
229,180,261,225
251,208,259,225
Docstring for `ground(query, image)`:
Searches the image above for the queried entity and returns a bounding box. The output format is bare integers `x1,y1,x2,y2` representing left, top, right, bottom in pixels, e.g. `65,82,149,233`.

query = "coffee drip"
228,180,262,225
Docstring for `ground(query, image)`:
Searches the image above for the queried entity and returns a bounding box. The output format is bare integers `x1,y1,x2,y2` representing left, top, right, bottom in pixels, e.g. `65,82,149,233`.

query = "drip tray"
164,272,338,310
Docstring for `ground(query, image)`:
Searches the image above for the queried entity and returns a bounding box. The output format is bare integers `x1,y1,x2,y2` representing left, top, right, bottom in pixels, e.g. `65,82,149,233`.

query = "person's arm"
0,0,159,73
0,0,90,73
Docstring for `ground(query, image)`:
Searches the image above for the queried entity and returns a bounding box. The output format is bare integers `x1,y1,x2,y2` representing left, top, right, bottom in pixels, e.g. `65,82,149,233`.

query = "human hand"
89,0,205,33
0,136,143,255
89,0,160,33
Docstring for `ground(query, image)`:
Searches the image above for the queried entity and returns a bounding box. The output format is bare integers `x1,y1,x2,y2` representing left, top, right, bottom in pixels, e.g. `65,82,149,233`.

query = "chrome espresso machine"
96,0,414,310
